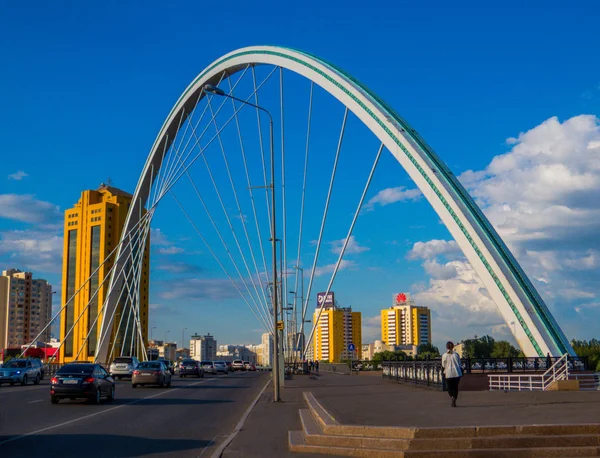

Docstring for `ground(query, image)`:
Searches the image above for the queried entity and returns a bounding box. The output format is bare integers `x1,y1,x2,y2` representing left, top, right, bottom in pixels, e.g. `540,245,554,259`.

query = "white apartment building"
190,333,216,360
0,269,53,350
261,332,273,367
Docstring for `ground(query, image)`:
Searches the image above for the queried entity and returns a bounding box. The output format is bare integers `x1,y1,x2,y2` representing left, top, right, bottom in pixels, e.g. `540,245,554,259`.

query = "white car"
214,361,228,374
232,360,245,371
201,361,216,375
109,356,139,379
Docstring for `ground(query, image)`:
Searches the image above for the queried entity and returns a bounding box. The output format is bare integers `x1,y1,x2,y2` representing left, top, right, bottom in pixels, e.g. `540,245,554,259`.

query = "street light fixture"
203,83,281,402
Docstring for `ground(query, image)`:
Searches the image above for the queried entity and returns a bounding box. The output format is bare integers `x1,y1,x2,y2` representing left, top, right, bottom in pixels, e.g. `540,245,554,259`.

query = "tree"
416,343,440,359
490,340,521,358
461,335,496,358
570,339,600,371
372,350,407,362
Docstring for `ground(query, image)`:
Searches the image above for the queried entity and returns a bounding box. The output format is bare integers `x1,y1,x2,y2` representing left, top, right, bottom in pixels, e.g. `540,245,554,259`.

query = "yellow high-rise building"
381,293,431,346
60,184,149,363
313,301,361,363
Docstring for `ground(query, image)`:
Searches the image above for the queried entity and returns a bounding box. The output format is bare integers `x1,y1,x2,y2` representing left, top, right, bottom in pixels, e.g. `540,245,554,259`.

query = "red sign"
395,293,407,304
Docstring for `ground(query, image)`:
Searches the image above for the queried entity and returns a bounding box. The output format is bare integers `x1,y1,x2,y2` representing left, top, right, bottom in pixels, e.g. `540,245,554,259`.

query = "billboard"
316,291,335,308
393,292,410,305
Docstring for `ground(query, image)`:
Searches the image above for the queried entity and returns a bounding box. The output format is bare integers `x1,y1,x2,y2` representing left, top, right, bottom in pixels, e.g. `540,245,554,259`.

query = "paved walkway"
223,371,600,456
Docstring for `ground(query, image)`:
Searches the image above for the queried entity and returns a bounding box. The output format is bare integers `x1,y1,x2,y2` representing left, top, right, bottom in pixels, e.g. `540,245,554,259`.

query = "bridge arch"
98,46,573,361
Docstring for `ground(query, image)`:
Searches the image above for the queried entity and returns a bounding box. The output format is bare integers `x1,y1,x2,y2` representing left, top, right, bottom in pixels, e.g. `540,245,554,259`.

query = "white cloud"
158,246,184,255
8,170,28,181
0,194,61,223
407,239,460,260
151,228,184,255
0,229,63,273
312,260,356,278
157,278,240,301
365,186,421,210
362,315,381,343
330,236,369,255
411,115,600,343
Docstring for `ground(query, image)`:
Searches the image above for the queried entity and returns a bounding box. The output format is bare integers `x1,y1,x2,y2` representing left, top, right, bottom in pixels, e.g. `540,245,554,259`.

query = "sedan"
214,361,228,374
179,359,204,378
132,362,172,388
0,359,42,386
50,363,115,404
201,361,216,375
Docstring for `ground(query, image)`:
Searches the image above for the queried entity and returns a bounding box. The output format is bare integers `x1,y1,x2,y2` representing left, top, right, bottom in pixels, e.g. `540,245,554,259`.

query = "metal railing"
565,372,600,391
488,353,570,391
382,360,444,389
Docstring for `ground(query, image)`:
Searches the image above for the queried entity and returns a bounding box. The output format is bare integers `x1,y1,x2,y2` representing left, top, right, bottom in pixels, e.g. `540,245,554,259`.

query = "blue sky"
1,1,599,350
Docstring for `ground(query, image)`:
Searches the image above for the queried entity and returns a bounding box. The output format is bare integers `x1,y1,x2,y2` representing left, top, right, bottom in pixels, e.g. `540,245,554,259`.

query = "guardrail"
382,360,444,389
488,353,570,391
568,373,600,391
321,363,352,374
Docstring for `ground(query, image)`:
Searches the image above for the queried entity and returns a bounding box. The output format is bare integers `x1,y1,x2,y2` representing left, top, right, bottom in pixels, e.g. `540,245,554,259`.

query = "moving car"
214,361,228,374
159,359,175,375
232,360,245,371
201,361,216,375
109,356,139,379
132,361,172,388
247,363,257,371
179,359,204,378
50,363,115,404
225,361,233,372
0,359,43,386
243,361,251,370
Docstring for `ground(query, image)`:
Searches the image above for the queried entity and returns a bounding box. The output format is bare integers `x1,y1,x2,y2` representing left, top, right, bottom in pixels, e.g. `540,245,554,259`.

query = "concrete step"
303,391,600,439
290,430,600,457
299,408,600,451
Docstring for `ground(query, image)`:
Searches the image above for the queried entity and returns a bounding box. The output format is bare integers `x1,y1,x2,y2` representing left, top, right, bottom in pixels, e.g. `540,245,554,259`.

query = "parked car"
0,359,43,386
159,359,175,375
50,363,115,404
201,361,216,375
232,360,245,371
132,361,172,388
214,361,228,374
109,356,139,379
179,359,204,378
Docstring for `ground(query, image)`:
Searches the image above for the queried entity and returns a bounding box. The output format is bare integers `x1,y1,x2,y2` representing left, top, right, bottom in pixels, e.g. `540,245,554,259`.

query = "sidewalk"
222,371,600,457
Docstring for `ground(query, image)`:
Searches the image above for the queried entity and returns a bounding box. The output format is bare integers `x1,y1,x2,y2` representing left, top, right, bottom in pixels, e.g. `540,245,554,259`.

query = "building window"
87,225,101,357
64,229,77,357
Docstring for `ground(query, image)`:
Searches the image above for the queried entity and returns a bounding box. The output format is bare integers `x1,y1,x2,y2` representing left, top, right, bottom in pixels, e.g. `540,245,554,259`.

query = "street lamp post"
203,84,280,402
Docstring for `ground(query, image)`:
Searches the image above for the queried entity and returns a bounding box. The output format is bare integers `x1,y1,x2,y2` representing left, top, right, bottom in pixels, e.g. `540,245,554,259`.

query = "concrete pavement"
0,371,268,457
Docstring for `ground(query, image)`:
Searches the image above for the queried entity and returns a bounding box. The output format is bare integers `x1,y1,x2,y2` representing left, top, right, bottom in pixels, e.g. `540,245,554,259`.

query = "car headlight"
16,371,21,375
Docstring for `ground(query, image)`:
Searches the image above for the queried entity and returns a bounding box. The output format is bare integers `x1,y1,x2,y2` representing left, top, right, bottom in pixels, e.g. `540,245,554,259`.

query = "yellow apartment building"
381,293,431,346
60,184,149,363
313,303,361,363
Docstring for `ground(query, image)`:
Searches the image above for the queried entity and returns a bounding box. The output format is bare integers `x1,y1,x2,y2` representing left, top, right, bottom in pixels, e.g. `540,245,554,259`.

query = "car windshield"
4,360,27,368
201,361,212,365
58,364,94,374
137,362,162,369
113,358,133,364
182,360,195,364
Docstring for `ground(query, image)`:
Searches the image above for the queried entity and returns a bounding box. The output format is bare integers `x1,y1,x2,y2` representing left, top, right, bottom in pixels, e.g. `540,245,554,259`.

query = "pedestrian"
315,360,319,374
441,341,462,407
310,360,314,372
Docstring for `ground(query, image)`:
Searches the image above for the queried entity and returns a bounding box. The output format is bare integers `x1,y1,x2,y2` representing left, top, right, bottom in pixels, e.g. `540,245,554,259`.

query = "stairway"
289,392,600,457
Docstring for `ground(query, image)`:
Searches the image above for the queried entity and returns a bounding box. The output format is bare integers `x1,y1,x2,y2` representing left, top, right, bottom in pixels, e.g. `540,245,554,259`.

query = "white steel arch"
96,46,573,362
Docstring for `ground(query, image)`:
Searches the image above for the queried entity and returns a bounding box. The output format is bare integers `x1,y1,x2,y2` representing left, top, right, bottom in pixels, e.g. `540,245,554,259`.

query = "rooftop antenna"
106,177,113,186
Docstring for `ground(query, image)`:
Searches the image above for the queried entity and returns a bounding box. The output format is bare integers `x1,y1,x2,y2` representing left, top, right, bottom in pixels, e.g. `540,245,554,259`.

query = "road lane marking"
0,379,209,446
28,399,43,404
0,385,48,395
210,376,271,458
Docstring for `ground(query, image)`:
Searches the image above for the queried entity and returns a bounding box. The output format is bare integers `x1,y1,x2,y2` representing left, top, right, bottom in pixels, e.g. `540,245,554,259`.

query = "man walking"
315,360,319,374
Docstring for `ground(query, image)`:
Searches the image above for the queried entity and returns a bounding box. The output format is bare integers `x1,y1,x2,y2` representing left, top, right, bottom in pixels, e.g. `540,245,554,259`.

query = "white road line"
0,379,208,446
210,376,271,458
0,385,47,395
28,399,43,404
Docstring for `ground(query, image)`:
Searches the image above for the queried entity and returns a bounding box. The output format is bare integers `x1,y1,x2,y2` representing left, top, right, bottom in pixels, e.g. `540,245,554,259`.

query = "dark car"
159,359,175,375
179,359,204,378
50,363,115,404
132,361,172,388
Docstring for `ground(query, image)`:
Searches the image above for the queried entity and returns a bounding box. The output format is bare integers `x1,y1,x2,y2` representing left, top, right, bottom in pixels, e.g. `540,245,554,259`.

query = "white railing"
488,353,570,391
567,373,600,391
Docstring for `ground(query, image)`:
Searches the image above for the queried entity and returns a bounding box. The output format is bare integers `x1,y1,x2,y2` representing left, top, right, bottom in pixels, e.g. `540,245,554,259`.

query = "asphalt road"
0,371,269,457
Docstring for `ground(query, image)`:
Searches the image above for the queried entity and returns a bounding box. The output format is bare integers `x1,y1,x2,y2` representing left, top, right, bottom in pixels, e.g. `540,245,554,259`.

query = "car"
132,361,172,388
214,361,228,374
243,361,251,370
247,363,257,371
50,363,115,404
201,361,216,375
0,359,43,386
224,361,233,372
179,359,204,378
232,360,245,371
159,359,175,375
109,356,139,379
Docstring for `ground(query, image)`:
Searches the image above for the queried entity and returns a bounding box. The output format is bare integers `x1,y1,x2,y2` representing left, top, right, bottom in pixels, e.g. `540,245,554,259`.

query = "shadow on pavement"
53,398,234,406
0,434,212,457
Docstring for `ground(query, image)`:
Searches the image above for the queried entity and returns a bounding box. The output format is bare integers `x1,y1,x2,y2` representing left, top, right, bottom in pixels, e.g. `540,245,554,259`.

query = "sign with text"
316,291,335,308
